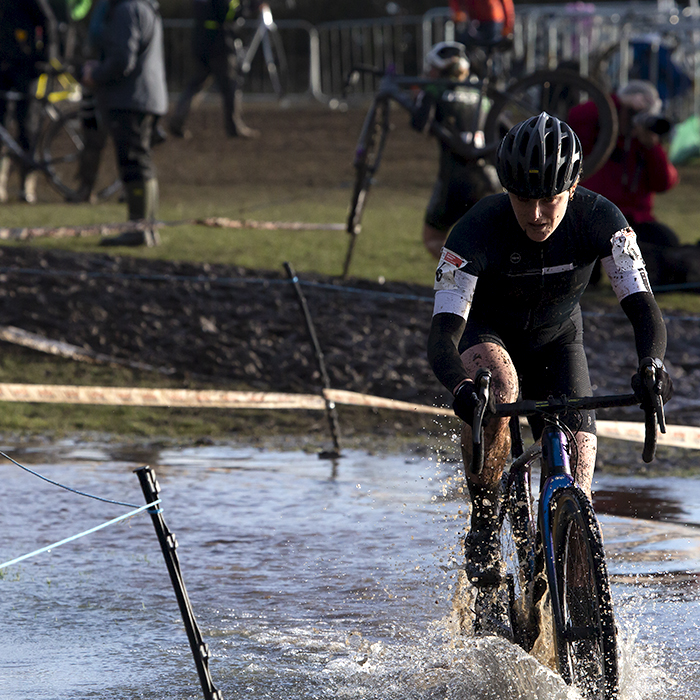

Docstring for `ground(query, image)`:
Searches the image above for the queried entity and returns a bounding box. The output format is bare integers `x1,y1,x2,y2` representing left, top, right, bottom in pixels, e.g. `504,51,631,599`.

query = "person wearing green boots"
81,0,167,246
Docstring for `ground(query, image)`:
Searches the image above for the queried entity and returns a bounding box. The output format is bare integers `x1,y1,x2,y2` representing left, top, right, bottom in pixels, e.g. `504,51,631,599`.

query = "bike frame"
0,65,82,176
235,3,286,97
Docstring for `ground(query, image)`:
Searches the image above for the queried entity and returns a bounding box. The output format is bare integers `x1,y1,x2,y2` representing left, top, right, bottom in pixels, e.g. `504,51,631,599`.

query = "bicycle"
0,64,121,203
342,45,618,278
466,364,666,700
234,2,288,98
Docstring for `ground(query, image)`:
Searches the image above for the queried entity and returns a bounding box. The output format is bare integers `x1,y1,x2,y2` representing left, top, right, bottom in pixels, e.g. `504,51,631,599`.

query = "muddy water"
0,441,699,699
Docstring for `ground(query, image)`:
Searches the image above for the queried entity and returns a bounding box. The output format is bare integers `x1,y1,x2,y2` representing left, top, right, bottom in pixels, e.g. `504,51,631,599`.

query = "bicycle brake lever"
470,369,492,475
641,364,664,463
643,363,667,433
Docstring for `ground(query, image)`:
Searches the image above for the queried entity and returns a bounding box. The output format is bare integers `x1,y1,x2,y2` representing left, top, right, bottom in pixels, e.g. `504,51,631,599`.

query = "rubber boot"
100,178,160,247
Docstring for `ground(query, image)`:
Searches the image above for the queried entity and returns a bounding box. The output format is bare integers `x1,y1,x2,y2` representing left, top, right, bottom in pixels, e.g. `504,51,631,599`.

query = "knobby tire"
40,104,121,202
499,462,538,650
546,486,619,700
484,69,618,178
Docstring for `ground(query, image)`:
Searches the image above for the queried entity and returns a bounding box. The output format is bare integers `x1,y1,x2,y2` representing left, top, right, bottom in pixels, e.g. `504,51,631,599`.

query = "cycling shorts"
459,309,596,439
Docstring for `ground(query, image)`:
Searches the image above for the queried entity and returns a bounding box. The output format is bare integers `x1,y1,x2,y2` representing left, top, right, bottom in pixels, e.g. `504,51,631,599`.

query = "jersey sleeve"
432,247,478,319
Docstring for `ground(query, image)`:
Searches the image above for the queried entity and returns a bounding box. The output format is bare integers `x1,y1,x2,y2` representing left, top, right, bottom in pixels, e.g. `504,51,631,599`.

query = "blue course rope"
0,452,139,508
0,499,161,570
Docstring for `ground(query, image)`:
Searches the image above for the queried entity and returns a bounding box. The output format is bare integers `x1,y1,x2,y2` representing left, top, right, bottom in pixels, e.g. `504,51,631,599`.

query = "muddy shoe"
474,583,513,640
99,229,160,247
465,528,505,587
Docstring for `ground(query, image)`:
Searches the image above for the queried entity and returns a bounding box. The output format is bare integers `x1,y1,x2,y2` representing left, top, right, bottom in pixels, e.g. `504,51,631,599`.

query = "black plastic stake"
135,466,223,700
283,262,342,458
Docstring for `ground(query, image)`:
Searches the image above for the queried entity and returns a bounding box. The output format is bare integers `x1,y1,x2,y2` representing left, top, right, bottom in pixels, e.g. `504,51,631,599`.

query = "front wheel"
499,453,538,650
484,69,618,178
40,104,122,202
545,487,619,700
343,96,390,278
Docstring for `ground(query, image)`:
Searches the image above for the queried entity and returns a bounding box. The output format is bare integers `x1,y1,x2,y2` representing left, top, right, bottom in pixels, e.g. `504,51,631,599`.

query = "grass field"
2,102,699,296
0,102,698,444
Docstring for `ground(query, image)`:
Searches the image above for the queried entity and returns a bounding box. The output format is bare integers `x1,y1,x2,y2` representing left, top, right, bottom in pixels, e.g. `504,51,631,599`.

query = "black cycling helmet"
496,112,583,198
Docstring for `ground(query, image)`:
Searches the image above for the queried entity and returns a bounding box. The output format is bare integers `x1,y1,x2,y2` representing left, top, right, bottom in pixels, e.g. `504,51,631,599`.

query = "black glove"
631,357,674,406
453,379,496,426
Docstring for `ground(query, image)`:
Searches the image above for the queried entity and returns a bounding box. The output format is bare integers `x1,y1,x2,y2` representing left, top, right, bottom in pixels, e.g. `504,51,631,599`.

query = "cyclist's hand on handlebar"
453,380,496,427
631,357,673,406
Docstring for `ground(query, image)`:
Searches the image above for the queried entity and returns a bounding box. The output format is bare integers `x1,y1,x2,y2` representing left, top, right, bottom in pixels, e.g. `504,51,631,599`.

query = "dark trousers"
171,39,242,136
0,67,40,163
105,109,156,183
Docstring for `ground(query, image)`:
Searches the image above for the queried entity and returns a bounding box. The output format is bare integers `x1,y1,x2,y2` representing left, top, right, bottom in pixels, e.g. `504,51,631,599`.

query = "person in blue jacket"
82,0,168,246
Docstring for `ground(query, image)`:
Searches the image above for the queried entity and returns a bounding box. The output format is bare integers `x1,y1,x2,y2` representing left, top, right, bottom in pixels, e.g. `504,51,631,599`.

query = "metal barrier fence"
164,2,700,119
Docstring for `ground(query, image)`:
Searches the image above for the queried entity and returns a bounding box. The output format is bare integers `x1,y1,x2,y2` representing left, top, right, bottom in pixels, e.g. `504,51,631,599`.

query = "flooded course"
1,441,699,699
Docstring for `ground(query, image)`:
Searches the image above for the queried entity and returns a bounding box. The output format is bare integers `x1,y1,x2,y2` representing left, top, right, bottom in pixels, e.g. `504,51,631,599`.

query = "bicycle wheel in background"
545,487,619,700
40,103,122,202
346,96,390,236
343,96,390,277
484,69,618,178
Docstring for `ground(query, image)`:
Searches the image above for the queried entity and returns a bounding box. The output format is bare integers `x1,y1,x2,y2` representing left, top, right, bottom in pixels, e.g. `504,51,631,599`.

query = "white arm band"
601,227,652,301
432,248,478,318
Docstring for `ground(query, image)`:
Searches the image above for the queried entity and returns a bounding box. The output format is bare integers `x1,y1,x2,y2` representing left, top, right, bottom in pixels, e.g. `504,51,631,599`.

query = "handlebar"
344,66,497,162
470,367,666,475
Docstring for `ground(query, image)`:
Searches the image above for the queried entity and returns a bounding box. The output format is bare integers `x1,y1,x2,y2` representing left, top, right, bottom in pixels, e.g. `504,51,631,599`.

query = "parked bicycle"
0,63,121,203
468,364,666,700
343,46,618,278
235,2,288,98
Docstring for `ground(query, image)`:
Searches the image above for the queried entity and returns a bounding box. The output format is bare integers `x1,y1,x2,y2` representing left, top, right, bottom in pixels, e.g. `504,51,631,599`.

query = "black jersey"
433,187,652,338
413,83,485,167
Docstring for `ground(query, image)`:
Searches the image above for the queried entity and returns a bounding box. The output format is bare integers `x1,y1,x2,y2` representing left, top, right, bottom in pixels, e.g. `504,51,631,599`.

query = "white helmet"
424,41,470,77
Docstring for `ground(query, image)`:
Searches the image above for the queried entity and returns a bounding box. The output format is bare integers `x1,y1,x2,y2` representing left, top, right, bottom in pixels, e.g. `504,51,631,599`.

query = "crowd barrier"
165,3,700,120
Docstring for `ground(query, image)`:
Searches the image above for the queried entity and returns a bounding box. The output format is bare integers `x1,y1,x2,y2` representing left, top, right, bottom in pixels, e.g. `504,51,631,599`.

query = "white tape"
0,383,695,450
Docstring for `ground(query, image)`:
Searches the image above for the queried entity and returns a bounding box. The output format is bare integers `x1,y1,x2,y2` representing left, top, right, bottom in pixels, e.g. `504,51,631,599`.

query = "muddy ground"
1,103,699,467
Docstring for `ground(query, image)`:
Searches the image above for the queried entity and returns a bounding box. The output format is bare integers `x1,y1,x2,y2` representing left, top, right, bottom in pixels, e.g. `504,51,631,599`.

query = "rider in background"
168,0,260,140
449,0,515,47
410,41,500,259
427,112,672,587
0,0,59,203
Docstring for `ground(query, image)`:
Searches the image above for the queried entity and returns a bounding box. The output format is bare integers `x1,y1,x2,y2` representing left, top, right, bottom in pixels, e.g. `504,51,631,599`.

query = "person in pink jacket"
568,80,680,250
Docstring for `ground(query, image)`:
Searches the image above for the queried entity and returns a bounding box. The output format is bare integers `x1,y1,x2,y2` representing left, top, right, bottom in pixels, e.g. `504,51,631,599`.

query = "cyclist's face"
508,191,571,242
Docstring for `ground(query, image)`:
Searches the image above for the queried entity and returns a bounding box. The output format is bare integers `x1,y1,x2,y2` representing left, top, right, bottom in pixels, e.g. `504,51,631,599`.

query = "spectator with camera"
568,80,679,254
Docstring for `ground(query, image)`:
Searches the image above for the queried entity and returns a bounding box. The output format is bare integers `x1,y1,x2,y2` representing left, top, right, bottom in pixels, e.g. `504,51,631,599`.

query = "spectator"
81,0,168,246
410,41,500,258
168,0,260,140
568,80,680,251
0,0,59,203
449,0,515,47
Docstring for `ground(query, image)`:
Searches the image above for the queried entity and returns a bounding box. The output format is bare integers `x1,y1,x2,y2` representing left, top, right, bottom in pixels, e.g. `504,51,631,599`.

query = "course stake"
135,466,223,700
284,261,342,458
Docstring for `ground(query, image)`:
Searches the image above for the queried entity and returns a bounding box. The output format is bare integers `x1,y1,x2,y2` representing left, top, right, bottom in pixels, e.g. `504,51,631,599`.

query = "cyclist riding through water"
427,112,673,589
